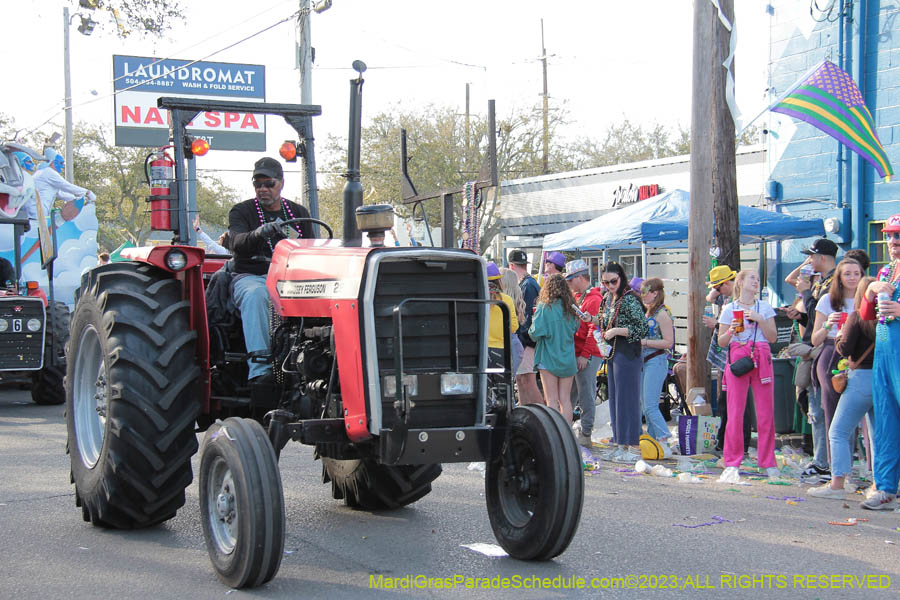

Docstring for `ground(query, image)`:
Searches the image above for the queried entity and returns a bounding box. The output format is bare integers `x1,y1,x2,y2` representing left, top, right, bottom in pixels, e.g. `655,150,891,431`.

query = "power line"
24,6,300,136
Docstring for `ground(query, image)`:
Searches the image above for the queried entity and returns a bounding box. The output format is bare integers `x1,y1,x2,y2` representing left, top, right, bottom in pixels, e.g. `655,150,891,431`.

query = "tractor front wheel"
200,418,285,589
485,404,584,560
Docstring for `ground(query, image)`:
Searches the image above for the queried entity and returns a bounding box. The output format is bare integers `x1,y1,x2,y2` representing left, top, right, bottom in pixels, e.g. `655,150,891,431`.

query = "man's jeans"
571,355,602,435
232,274,272,380
808,386,829,469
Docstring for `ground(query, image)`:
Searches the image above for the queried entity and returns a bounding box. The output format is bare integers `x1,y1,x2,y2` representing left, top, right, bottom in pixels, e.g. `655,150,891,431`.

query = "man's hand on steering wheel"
253,221,286,241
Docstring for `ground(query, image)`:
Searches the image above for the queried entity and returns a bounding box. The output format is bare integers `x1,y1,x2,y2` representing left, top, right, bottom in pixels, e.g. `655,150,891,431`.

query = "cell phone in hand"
571,303,588,319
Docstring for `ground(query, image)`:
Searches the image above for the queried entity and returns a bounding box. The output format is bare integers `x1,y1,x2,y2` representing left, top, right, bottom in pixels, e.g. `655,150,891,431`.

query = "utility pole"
465,83,471,160
687,0,715,403
299,0,312,105
63,7,73,182
712,0,741,273
540,19,549,174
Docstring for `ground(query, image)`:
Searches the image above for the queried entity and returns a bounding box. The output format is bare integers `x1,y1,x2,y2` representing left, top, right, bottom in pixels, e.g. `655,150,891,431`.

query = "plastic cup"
732,310,744,333
837,312,848,331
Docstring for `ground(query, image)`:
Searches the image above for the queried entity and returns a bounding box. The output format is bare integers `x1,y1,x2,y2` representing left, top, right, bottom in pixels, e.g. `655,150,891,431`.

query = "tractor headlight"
440,373,473,395
26,318,42,332
165,249,188,271
382,374,418,397
0,319,7,333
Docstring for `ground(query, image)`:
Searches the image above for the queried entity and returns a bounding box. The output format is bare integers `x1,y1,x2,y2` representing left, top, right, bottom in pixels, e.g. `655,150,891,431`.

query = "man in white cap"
566,259,604,446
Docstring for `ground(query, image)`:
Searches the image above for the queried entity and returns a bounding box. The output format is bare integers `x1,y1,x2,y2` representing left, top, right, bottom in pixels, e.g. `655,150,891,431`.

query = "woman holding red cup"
716,270,778,484
811,258,863,466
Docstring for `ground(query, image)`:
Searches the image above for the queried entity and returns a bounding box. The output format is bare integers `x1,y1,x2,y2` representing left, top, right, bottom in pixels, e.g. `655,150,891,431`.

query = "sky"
3,0,771,197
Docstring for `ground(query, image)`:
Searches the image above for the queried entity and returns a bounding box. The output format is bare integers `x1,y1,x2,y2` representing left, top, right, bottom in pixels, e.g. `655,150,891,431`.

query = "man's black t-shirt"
228,197,314,275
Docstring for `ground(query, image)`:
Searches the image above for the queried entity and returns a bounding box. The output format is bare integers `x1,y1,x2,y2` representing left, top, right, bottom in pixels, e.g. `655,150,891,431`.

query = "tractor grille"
0,298,45,370
371,258,484,429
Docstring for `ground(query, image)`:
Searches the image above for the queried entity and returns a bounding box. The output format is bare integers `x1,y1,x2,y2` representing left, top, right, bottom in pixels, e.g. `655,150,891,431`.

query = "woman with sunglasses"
639,278,675,457
716,271,778,484
584,262,648,464
857,214,900,510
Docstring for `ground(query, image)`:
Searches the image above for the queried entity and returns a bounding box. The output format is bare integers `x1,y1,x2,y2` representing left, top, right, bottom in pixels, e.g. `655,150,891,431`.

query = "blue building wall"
766,0,900,302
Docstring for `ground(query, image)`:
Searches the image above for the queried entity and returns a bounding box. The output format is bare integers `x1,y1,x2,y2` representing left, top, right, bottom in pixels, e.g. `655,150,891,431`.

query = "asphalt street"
1,386,899,599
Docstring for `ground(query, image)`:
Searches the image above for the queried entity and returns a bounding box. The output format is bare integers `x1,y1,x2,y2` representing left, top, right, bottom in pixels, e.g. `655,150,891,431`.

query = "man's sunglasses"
885,232,900,241
252,179,278,189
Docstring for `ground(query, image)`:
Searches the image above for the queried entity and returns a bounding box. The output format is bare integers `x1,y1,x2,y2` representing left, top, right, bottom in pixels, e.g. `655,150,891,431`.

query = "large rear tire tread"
322,458,441,510
31,301,70,405
485,404,584,561
66,262,200,529
200,418,285,589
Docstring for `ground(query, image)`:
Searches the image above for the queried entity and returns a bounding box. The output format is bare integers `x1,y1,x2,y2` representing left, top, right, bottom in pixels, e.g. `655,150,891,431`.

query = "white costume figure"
30,150,95,222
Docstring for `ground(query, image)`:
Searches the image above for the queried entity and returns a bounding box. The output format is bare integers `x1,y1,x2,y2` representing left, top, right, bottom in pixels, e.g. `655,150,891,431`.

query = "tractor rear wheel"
31,301,70,405
322,458,441,510
200,418,285,589
485,404,584,560
66,263,200,528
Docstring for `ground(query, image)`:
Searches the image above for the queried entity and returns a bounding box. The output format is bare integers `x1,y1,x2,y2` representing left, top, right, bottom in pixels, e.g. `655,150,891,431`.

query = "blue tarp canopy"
542,189,825,251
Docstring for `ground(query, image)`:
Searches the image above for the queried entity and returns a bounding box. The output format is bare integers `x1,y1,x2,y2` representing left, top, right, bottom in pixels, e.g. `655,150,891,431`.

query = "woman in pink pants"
716,270,779,484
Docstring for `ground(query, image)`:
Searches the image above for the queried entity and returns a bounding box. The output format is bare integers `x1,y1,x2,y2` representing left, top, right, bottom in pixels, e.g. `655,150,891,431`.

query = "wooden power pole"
687,0,715,402
540,19,549,174
712,0,741,273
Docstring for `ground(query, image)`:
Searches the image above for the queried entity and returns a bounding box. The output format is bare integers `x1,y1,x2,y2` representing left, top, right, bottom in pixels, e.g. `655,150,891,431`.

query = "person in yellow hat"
703,265,750,456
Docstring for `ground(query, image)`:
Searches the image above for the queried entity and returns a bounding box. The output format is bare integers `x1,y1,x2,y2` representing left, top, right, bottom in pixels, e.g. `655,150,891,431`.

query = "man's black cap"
508,249,528,265
253,157,284,180
800,238,838,257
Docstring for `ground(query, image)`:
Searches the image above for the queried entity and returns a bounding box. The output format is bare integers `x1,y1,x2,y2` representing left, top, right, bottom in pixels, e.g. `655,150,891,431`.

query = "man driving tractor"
227,157,315,384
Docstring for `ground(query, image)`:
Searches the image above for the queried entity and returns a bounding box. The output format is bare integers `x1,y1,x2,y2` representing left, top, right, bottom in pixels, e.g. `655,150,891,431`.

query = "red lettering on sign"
224,113,240,127
241,114,260,130
204,112,221,127
121,105,141,124
145,107,165,125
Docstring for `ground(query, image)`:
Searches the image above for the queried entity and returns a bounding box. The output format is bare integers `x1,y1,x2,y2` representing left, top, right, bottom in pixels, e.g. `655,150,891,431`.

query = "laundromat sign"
113,55,266,150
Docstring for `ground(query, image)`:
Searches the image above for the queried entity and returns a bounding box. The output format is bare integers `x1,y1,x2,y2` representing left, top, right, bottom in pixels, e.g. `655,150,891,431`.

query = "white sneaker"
808,484,845,500
766,467,781,480
718,466,741,484
601,445,623,461
661,442,673,459
613,447,640,465
860,490,898,510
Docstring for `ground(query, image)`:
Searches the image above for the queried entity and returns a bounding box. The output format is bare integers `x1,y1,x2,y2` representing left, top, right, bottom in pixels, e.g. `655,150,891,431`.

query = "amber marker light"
191,138,210,156
279,141,298,162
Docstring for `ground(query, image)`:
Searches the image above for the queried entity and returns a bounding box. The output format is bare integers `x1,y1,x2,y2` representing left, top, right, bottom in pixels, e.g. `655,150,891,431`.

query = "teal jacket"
529,299,580,377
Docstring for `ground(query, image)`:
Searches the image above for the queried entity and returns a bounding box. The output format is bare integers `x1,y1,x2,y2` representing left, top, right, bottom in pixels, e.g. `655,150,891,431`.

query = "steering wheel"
278,217,333,240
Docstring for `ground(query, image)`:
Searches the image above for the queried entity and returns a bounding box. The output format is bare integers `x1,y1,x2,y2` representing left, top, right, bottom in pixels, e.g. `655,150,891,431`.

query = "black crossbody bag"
728,302,758,377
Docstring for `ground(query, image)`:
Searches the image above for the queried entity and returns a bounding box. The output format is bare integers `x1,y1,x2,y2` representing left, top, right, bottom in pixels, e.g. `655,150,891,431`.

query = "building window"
868,220,888,276
619,254,642,280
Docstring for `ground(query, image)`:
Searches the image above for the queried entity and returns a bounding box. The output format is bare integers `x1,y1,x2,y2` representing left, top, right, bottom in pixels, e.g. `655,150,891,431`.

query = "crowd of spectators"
499,215,900,511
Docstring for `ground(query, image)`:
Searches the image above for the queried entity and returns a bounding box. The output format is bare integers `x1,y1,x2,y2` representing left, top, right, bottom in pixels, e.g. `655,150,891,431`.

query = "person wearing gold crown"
858,214,900,510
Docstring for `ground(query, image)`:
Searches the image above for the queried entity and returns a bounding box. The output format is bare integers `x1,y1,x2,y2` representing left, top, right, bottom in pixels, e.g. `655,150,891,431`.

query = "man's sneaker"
808,484,845,500
766,467,782,480
718,466,741,484
613,447,640,465
860,490,898,511
577,432,594,448
661,442,673,459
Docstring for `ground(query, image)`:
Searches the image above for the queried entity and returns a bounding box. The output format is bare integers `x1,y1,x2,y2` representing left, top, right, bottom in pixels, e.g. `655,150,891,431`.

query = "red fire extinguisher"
147,149,174,230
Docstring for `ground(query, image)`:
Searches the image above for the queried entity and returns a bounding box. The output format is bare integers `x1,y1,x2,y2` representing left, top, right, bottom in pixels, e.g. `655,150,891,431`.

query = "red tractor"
64,76,583,588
